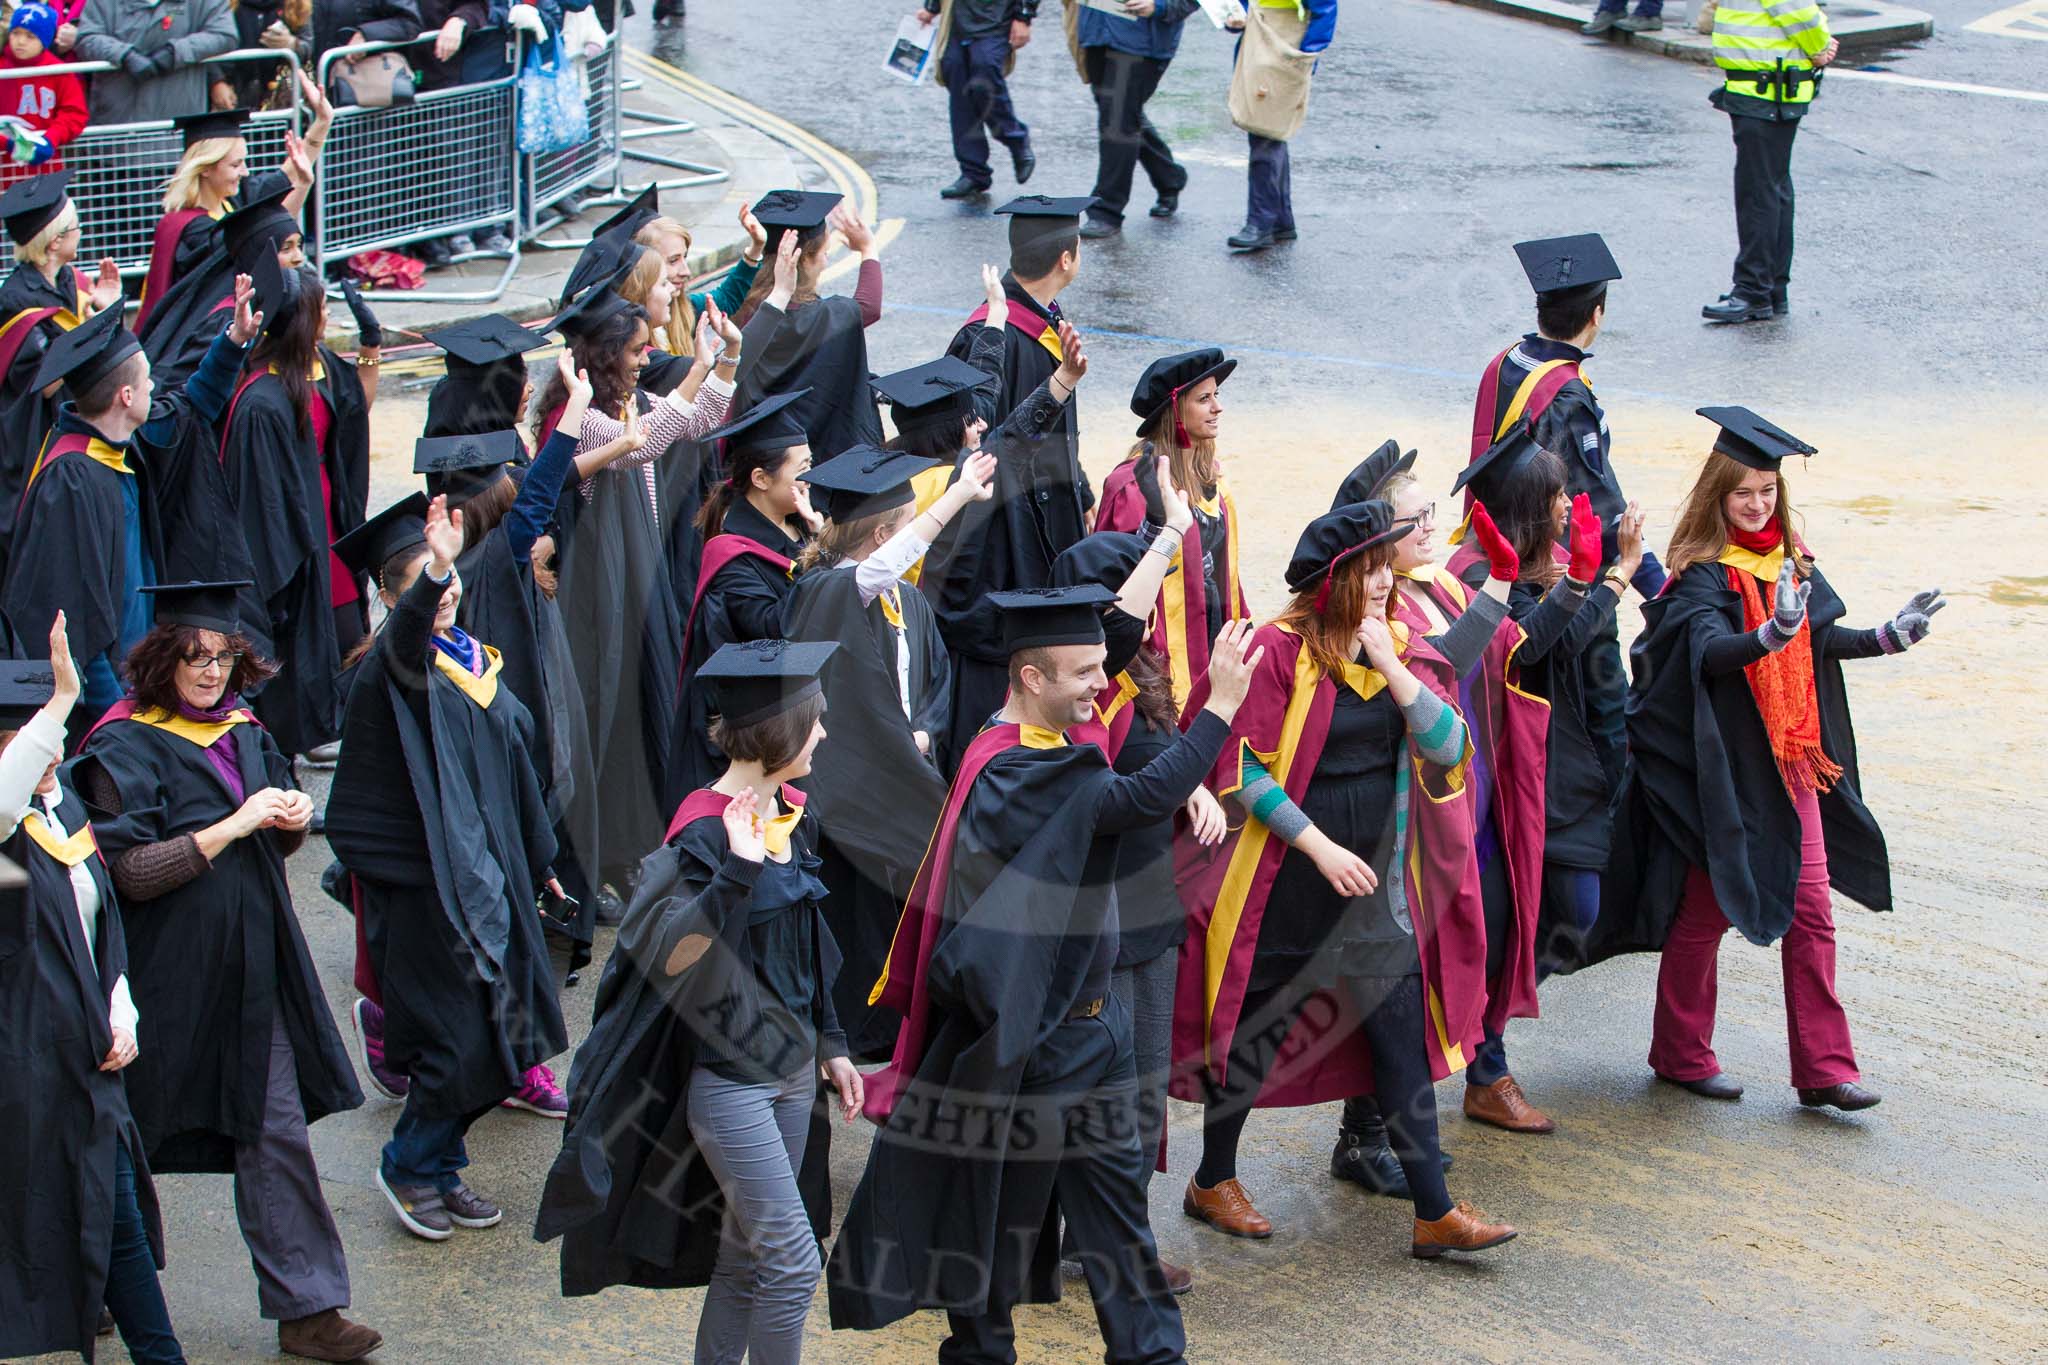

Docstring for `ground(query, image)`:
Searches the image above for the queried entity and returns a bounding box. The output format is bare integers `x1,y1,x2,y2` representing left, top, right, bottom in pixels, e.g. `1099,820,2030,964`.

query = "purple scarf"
175,694,247,802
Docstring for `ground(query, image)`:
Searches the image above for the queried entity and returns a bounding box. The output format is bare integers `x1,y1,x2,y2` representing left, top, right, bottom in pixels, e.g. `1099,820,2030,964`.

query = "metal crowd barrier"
0,51,302,276
314,31,522,303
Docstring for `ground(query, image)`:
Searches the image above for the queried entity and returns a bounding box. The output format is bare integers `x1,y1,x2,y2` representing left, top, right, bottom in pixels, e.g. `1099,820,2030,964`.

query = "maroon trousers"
1648,785,1860,1089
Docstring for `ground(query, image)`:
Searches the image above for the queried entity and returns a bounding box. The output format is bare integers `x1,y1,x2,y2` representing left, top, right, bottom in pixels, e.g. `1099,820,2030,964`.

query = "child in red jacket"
0,4,88,183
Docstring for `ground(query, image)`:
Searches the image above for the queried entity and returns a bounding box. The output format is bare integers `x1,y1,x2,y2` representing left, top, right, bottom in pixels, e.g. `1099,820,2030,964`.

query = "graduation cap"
414,430,525,502
996,194,1097,257
1285,500,1415,597
249,251,308,335
31,305,141,398
751,190,841,252
557,230,646,311
1450,422,1553,508
0,168,70,246
801,444,936,523
589,185,660,244
706,388,811,458
549,280,641,342
870,356,986,438
0,658,55,730
138,579,254,635
1129,347,1236,437
332,492,430,581
1332,439,1418,511
1513,233,1622,303
219,181,298,274
988,584,1119,654
1052,531,1158,593
698,638,839,726
173,108,252,149
423,315,548,436
1697,405,1817,471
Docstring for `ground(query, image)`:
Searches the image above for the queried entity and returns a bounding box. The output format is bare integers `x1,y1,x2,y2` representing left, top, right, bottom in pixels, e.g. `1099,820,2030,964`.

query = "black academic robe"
77,713,361,1173
1569,560,1892,971
0,776,161,1364
919,373,1082,768
326,568,567,1117
536,803,843,1295
2,390,251,693
218,350,370,757
946,271,1093,515
554,398,687,882
135,250,234,393
783,559,950,1059
669,498,806,806
729,295,882,460
0,263,84,583
828,713,1227,1330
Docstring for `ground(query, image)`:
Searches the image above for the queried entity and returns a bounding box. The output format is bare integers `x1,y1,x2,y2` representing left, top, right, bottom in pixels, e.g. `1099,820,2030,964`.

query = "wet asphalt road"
55,3,2048,1362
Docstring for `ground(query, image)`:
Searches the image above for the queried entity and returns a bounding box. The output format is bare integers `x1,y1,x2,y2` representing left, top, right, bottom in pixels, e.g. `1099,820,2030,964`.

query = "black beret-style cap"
1697,405,1817,471
698,638,839,726
1285,500,1415,595
989,584,1119,654
1332,439,1418,511
1129,348,1236,436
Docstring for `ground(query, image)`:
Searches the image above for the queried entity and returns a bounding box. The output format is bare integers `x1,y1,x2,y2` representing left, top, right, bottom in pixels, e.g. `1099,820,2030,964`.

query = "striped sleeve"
1231,753,1312,844
1401,688,1468,767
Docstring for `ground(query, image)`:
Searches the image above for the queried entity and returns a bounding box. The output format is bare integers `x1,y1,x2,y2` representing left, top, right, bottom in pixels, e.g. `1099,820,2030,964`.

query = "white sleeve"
853,525,933,605
110,973,139,1036
0,709,66,840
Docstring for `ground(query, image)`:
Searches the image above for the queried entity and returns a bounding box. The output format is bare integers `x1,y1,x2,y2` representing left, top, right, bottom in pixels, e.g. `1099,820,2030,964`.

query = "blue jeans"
1595,0,1664,14
1245,133,1293,231
381,1094,479,1192
105,1144,186,1365
942,31,1030,186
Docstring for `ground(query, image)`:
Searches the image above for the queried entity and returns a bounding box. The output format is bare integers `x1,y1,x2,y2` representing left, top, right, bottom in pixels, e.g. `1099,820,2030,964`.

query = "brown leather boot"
279,1308,383,1362
1159,1258,1195,1295
1463,1075,1556,1134
1412,1201,1518,1258
1182,1176,1273,1239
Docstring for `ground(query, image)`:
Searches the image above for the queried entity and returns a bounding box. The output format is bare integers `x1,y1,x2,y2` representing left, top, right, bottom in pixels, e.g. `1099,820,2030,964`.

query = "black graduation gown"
554,398,687,881
0,777,161,1363
783,559,951,1059
77,714,361,1173
918,374,1081,768
218,352,370,756
2,394,251,692
1505,576,1618,871
946,272,1093,515
0,263,83,583
136,248,234,393
325,568,567,1117
535,806,844,1295
1569,560,1892,971
828,713,1226,1330
669,498,806,806
729,294,882,460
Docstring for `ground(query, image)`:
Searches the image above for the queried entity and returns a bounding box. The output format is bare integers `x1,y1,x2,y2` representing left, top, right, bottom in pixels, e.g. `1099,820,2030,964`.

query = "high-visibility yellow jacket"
1710,0,1831,118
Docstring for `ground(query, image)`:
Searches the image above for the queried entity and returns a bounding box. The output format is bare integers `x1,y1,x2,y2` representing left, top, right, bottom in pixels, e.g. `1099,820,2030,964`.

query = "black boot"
1330,1112,1409,1199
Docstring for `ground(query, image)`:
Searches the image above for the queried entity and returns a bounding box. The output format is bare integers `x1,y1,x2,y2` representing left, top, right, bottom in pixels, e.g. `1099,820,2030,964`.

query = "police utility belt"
1739,60,1821,95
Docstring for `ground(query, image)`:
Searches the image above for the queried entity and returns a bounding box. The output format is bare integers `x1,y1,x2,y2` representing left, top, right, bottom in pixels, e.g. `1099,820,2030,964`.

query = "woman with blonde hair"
1597,407,1941,1113
634,200,766,369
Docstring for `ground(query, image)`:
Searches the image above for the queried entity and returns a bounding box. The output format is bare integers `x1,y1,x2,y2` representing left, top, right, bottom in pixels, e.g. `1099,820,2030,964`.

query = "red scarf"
1724,521,1839,794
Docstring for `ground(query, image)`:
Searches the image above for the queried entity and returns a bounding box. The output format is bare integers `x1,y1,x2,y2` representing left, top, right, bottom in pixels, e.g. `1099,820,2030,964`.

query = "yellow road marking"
1963,0,2048,39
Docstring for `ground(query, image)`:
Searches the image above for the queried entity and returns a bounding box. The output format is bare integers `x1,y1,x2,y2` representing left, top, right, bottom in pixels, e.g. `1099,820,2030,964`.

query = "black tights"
1197,973,1452,1220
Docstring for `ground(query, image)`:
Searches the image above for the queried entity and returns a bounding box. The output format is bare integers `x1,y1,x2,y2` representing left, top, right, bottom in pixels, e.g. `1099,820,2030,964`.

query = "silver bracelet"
1147,528,1182,559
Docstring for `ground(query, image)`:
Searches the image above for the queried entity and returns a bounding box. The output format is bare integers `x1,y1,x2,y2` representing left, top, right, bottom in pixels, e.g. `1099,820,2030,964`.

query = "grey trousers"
686,1065,820,1365
233,1016,350,1320
1111,949,1177,1197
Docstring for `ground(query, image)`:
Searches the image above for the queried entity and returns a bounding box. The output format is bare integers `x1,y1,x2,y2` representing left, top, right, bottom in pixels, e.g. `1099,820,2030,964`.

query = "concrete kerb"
331,48,870,366
1435,0,1933,63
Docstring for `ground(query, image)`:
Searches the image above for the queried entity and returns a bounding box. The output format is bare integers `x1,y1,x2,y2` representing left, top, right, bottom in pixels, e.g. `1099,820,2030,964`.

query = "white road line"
1828,67,2048,101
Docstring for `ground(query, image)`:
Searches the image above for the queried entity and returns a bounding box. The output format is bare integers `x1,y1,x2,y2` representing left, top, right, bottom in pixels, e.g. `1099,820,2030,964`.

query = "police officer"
1701,0,1839,323
922,0,1039,202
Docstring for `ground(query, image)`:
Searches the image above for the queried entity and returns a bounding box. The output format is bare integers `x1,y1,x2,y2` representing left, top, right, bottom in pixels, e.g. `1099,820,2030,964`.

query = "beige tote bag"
1228,3,1318,142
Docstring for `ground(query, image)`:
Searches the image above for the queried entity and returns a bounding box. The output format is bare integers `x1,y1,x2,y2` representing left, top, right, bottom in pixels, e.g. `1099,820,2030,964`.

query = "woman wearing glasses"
76,580,380,1363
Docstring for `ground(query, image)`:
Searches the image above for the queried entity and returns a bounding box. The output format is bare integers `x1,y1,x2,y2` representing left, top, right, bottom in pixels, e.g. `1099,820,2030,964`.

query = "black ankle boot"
1330,1120,1409,1199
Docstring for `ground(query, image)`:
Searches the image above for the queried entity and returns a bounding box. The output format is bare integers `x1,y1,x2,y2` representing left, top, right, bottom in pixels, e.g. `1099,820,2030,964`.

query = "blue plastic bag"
517,35,589,155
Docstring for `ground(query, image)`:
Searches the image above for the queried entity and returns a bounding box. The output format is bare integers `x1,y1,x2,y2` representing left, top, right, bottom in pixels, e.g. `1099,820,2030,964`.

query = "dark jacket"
312,0,424,63
1077,0,1197,60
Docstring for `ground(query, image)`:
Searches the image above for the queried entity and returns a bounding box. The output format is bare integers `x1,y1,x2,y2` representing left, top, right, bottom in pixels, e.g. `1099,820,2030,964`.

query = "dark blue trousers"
942,31,1030,188
105,1144,185,1364
1244,132,1293,231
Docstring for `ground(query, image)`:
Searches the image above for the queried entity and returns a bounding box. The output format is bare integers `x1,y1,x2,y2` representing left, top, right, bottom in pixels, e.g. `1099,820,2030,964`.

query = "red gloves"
1469,502,1519,582
1566,492,1602,583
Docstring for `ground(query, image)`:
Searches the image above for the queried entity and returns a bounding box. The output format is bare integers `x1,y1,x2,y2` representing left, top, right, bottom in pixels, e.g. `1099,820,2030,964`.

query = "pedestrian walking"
1075,0,1194,239
921,0,1038,201
1700,0,1838,322
1223,0,1337,252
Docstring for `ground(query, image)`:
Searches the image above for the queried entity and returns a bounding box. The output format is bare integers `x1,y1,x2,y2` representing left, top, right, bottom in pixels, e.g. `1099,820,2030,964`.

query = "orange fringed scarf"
1728,562,1843,794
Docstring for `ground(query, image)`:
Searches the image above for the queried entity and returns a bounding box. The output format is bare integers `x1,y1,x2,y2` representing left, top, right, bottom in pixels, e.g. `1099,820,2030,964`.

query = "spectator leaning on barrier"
1074,0,1194,241
0,4,90,182
73,0,238,123
221,0,312,109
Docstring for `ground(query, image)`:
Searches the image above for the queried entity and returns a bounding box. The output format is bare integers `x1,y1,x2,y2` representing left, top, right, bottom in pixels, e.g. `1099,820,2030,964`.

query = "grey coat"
74,0,239,125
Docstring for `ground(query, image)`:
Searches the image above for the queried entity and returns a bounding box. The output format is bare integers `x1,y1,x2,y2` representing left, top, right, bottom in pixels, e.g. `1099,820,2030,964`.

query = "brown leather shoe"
1159,1258,1194,1295
279,1308,383,1362
1412,1201,1519,1258
1182,1176,1273,1239
1464,1076,1556,1134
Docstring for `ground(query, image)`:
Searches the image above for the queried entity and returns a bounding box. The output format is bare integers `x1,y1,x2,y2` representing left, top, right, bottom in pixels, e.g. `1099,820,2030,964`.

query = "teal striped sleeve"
1401,688,1467,766
1232,754,1312,844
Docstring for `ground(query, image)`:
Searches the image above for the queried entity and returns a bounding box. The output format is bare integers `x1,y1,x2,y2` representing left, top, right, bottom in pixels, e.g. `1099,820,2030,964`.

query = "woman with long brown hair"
1094,348,1249,709
1173,500,1516,1257
1606,408,1941,1112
